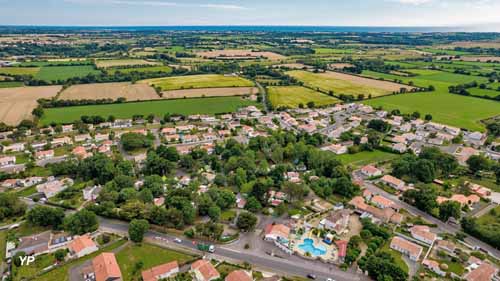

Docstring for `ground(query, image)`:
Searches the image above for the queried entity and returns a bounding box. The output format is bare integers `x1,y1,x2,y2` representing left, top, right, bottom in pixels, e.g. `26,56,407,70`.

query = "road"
360,179,500,259
99,217,367,281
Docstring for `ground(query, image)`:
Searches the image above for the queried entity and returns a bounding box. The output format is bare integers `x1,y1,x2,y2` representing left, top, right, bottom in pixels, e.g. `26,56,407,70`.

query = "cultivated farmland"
162,87,258,99
0,86,61,125
107,65,172,74
141,74,254,91
40,96,259,125
287,70,416,98
0,67,40,76
268,86,340,108
197,49,286,60
95,59,161,68
34,65,101,82
58,82,160,101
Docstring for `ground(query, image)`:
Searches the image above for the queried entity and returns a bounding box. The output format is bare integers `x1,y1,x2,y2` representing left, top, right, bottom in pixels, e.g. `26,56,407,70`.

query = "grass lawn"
468,88,500,99
11,223,51,237
107,65,172,75
380,243,409,274
0,81,24,88
35,239,127,281
362,70,500,132
15,185,38,197
34,65,101,82
96,59,161,68
0,231,6,261
267,86,340,108
13,253,56,281
40,96,259,125
336,150,401,167
216,262,244,278
220,210,237,222
441,259,465,275
0,67,40,76
116,243,195,281
141,74,254,91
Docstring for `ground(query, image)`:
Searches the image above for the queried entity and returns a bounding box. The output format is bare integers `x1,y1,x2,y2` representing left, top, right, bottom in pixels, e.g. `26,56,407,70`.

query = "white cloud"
64,0,249,10
388,0,434,5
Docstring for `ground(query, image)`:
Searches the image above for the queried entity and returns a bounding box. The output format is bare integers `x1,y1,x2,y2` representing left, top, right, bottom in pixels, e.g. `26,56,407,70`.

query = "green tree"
439,201,461,222
236,212,257,232
27,206,65,229
129,219,150,242
63,209,99,235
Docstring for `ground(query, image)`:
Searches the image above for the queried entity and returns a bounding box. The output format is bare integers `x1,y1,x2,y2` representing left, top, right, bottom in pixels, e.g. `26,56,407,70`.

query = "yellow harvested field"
328,63,354,69
58,82,160,101
197,50,286,60
95,59,161,68
162,87,258,99
0,86,61,125
441,41,500,48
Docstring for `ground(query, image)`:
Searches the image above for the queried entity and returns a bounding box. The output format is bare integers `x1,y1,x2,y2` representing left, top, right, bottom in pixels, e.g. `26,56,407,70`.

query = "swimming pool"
298,238,327,256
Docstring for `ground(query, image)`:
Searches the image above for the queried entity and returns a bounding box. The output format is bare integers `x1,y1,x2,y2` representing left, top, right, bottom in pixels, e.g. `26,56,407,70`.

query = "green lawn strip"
0,67,40,76
336,150,401,167
116,243,196,281
35,239,127,281
40,96,259,125
107,65,172,74
13,253,56,281
267,86,340,108
141,74,254,91
0,81,24,88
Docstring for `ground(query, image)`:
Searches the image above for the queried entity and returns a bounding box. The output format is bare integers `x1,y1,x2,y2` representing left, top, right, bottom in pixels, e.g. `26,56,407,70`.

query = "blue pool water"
298,238,327,256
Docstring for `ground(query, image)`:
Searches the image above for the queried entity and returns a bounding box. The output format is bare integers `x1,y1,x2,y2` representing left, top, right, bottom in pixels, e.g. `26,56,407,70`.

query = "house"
371,195,398,210
191,259,220,281
153,197,165,206
0,155,16,167
161,127,176,135
392,143,407,153
466,182,492,198
320,210,350,234
83,185,102,201
335,240,348,263
285,172,301,183
10,231,51,257
390,236,423,261
264,224,290,241
142,261,179,281
360,165,382,178
72,146,92,159
455,147,480,165
74,134,92,142
95,133,109,142
422,259,446,277
51,136,72,147
1,178,19,188
62,124,73,133
164,134,180,142
463,262,498,281
380,175,406,191
2,143,25,153
181,134,199,143
409,225,436,245
37,178,74,198
225,270,253,281
68,235,98,258
349,196,403,224
321,144,348,155
437,194,480,207
435,239,456,254
35,149,54,160
91,252,122,281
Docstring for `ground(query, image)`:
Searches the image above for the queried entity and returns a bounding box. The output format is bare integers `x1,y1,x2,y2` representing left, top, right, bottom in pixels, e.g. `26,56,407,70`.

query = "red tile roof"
142,261,179,281
225,270,253,281
92,252,122,281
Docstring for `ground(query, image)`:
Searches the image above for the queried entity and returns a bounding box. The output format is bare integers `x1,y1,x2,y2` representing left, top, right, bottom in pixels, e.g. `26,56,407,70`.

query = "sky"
1,0,500,28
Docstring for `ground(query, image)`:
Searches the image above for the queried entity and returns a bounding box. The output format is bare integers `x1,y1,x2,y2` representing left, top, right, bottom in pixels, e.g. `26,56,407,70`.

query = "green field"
34,65,101,82
286,70,400,98
142,74,254,91
107,65,172,74
0,81,23,88
40,96,259,125
469,88,500,99
337,150,401,167
116,243,194,281
362,70,499,131
0,67,40,76
313,48,357,54
267,86,340,108
19,60,92,67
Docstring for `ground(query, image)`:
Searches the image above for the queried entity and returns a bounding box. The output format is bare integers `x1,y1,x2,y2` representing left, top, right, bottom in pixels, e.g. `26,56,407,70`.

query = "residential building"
422,259,446,277
360,165,382,178
2,143,25,153
225,270,253,281
321,143,347,155
264,224,290,241
142,261,179,281
0,155,16,167
371,195,398,210
463,262,498,281
68,235,98,258
83,185,102,201
91,252,122,281
37,178,73,198
191,259,220,281
409,225,437,245
35,149,54,160
380,175,406,191
437,194,480,206
320,210,350,234
390,236,423,261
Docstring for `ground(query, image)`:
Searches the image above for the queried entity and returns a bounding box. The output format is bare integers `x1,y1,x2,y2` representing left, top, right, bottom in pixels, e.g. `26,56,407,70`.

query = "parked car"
174,238,182,243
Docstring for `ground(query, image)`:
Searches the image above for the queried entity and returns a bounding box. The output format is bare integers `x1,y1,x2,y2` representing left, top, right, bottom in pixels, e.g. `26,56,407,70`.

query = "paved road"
99,217,366,281
360,179,500,259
